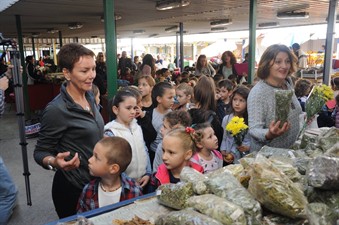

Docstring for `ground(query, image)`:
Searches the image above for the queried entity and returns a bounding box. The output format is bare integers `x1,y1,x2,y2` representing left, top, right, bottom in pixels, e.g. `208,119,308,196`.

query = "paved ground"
0,105,58,225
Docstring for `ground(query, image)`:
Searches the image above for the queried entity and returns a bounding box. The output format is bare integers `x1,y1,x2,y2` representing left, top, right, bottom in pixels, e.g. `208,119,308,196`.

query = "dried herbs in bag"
180,167,209,195
156,182,194,210
308,155,339,190
248,155,308,219
186,194,247,225
262,214,307,225
204,170,262,224
275,89,293,127
155,208,223,225
306,203,336,225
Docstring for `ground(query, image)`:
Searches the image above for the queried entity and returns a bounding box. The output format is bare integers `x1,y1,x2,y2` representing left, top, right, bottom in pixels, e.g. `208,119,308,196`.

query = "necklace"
100,182,121,192
264,79,286,89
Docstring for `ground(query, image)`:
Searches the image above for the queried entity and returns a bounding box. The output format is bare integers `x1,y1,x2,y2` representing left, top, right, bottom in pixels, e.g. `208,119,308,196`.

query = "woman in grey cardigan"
247,44,302,152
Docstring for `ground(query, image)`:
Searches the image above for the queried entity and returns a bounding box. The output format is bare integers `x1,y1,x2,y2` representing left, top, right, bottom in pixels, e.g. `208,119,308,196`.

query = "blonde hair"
165,128,197,154
138,75,156,87
176,83,193,97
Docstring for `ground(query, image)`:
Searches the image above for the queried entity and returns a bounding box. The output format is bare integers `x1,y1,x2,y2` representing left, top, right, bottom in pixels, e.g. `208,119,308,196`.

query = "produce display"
154,127,339,225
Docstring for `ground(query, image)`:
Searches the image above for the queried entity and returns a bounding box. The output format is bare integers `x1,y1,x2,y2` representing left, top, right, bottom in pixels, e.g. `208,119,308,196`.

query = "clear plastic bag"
186,194,247,225
306,203,336,225
275,89,293,126
157,182,194,210
155,208,223,225
180,166,209,195
204,169,262,224
308,155,339,190
248,155,308,219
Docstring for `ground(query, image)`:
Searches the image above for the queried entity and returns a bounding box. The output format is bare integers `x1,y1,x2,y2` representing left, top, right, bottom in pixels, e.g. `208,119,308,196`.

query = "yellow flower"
314,84,334,101
226,116,248,136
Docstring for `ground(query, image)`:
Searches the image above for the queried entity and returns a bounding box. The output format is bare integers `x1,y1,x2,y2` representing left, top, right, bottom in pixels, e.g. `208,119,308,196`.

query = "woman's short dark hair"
57,43,95,72
256,44,297,80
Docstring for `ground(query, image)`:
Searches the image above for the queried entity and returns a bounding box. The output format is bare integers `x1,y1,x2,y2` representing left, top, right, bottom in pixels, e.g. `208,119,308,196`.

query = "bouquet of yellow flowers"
306,84,334,120
226,116,248,146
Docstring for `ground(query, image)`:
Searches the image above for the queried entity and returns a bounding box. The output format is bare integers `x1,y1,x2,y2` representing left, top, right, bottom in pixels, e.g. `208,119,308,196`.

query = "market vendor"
34,43,104,218
247,44,302,152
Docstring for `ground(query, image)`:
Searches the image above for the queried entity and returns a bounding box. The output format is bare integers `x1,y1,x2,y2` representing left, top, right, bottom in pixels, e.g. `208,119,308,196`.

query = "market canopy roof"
0,0,336,40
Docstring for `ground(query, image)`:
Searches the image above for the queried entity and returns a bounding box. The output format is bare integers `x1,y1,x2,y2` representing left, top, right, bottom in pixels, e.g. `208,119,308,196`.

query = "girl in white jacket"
104,89,151,188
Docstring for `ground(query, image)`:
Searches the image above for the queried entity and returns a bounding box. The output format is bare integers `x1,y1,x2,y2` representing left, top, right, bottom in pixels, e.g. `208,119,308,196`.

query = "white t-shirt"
98,184,122,208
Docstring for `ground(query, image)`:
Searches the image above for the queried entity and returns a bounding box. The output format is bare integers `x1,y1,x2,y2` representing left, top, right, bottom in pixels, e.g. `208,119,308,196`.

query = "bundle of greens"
155,208,223,225
308,155,339,190
180,167,209,195
186,194,247,225
156,182,194,210
204,170,262,224
248,155,308,219
275,89,293,127
305,203,337,225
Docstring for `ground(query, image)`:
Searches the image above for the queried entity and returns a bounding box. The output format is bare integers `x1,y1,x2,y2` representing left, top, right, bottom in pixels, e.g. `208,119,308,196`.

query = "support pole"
103,0,117,99
176,33,179,68
179,22,184,72
323,0,337,85
131,38,134,59
31,37,35,60
58,30,63,48
248,0,257,84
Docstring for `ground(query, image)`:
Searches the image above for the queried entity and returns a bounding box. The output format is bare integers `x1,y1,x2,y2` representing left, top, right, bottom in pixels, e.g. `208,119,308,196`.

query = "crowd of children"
75,51,339,215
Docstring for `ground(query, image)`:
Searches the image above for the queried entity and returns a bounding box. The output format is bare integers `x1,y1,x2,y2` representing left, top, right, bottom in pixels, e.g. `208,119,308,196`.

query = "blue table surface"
44,192,156,225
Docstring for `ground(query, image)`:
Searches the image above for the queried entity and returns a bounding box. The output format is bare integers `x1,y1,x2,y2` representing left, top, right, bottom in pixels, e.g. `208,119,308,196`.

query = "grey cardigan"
34,83,104,189
247,79,302,152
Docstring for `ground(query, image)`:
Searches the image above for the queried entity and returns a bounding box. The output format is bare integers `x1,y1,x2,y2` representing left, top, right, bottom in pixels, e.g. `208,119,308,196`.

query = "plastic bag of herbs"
155,208,223,225
186,194,247,225
204,168,262,225
307,155,339,191
156,182,194,210
305,203,337,225
248,155,308,219
262,214,308,225
180,167,209,195
275,89,293,127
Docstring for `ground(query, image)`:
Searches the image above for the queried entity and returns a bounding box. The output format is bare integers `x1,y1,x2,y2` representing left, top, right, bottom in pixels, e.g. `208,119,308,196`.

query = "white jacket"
104,119,148,179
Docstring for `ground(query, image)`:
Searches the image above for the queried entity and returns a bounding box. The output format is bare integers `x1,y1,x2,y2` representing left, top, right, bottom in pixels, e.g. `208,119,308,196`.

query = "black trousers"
52,170,82,219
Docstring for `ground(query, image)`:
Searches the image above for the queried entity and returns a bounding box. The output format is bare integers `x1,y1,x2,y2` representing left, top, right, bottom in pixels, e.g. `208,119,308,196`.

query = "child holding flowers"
220,86,251,164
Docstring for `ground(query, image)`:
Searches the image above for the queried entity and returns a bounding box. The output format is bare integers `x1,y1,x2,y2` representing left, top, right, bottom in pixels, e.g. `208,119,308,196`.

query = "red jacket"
149,162,203,192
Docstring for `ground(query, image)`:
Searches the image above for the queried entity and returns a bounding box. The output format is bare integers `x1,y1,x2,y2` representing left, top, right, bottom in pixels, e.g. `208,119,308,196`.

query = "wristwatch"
47,157,56,171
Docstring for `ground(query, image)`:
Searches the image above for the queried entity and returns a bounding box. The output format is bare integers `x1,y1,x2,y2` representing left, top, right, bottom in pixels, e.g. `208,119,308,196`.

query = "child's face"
232,93,247,115
160,119,171,137
162,135,191,172
157,88,175,110
219,87,232,102
176,90,190,106
199,127,218,150
138,78,152,97
113,96,137,127
88,143,111,177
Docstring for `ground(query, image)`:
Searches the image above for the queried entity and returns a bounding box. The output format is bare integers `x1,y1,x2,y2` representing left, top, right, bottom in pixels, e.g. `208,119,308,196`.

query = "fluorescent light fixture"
0,0,19,12
277,11,309,19
32,32,40,38
47,28,59,34
156,0,190,11
211,27,227,32
149,34,159,38
258,22,279,28
210,19,232,27
176,31,187,34
133,30,145,34
68,23,83,30
165,25,178,32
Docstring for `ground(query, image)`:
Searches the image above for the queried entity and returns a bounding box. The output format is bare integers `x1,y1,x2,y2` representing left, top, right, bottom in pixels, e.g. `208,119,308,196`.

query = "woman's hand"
237,145,250,152
55,152,80,171
265,120,290,140
138,175,150,188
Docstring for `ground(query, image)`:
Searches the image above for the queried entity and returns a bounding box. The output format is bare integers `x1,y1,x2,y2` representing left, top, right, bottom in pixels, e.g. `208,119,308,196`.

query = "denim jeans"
0,156,18,225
